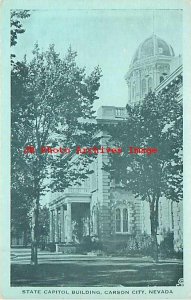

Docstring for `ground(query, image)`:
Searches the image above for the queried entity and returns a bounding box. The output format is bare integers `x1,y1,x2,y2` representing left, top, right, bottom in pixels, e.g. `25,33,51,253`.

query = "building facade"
49,35,183,253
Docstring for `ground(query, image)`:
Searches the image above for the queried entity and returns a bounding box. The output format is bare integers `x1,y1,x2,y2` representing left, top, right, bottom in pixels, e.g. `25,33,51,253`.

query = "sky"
13,9,182,112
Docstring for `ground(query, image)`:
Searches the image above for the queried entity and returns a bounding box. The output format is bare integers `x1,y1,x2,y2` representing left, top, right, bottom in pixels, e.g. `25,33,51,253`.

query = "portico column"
66,203,72,243
49,210,54,242
60,205,65,242
55,208,59,243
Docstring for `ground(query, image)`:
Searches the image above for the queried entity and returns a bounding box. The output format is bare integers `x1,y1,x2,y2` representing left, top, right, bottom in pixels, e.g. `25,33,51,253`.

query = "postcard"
1,0,191,299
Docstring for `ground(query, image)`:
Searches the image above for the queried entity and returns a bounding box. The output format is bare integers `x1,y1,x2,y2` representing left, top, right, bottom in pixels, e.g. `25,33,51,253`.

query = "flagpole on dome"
152,10,156,36
152,10,156,55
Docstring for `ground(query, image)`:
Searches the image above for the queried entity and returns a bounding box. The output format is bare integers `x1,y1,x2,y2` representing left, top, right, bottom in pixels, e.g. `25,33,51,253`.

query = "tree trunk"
149,197,159,262
30,156,41,266
31,198,40,266
151,230,158,262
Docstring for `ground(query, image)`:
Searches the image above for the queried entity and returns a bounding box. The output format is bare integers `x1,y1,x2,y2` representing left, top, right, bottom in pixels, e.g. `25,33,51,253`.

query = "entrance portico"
49,188,91,248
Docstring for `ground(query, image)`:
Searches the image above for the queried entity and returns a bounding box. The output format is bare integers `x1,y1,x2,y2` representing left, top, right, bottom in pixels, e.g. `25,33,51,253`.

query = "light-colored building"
49,35,183,253
125,34,182,102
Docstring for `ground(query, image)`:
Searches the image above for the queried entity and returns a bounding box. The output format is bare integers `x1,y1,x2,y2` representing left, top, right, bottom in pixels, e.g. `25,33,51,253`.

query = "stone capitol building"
49,34,183,253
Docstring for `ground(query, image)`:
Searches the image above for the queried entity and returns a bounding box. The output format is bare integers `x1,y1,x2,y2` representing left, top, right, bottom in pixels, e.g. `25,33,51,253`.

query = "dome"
132,34,175,64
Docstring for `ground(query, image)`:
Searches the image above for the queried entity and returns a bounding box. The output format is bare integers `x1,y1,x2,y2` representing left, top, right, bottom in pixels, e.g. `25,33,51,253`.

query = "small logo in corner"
176,278,184,286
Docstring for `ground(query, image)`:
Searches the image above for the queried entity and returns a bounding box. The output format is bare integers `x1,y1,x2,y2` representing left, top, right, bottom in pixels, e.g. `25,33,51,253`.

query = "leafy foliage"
104,83,183,260
11,43,102,263
104,85,183,203
11,10,30,47
11,44,102,196
114,234,154,256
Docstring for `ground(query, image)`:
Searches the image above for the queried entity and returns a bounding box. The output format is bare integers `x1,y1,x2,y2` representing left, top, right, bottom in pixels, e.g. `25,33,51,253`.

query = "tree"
104,83,183,261
10,10,33,246
11,189,32,247
11,156,34,247
11,43,102,265
11,10,30,46
11,10,30,64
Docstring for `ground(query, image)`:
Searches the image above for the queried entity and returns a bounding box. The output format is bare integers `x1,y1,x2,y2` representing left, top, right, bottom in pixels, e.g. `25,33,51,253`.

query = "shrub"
77,235,103,253
112,232,182,259
111,234,154,256
123,234,154,256
158,232,182,258
46,242,56,252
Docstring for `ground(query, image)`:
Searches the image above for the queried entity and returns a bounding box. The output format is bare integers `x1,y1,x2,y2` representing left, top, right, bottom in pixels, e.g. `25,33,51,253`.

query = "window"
142,79,146,96
129,83,131,102
115,208,121,232
157,39,171,56
148,77,152,91
115,207,129,233
132,84,135,100
123,208,128,232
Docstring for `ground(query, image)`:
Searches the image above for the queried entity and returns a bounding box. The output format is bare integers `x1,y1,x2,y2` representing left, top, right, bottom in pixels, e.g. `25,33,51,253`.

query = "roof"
131,34,175,65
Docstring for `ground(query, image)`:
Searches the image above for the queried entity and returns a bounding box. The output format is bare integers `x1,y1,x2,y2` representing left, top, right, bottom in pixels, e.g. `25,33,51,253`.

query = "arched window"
148,77,152,91
142,79,146,96
115,208,121,232
115,207,129,233
123,208,128,232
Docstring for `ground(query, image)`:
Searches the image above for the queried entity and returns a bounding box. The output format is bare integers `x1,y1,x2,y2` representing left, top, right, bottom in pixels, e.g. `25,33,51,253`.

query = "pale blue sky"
13,9,182,111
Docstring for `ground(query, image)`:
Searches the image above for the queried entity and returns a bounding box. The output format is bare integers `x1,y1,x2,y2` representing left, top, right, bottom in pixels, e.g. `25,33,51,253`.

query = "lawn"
11,256,183,287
